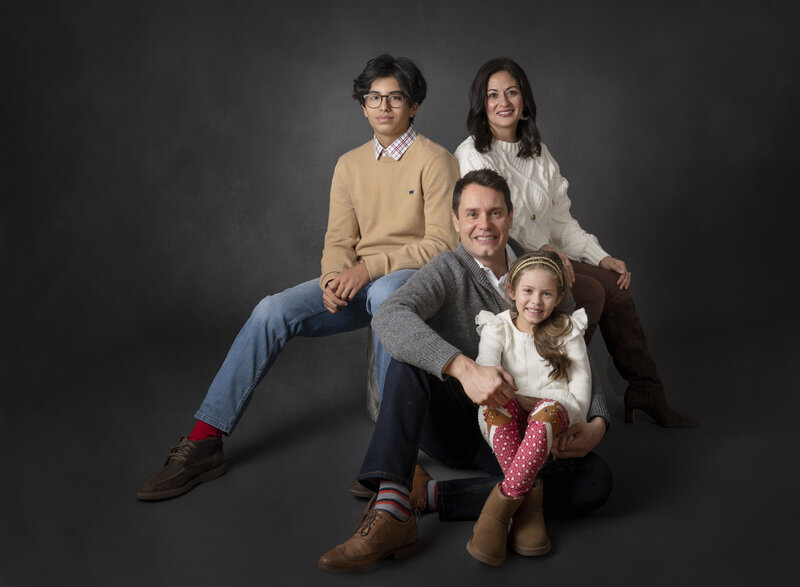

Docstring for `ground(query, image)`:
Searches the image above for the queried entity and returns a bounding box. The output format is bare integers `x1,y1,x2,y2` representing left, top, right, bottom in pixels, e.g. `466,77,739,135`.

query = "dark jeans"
359,359,613,521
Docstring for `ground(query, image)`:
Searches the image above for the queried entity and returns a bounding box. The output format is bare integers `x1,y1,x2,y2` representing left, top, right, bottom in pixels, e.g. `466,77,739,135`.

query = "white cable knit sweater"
454,137,609,266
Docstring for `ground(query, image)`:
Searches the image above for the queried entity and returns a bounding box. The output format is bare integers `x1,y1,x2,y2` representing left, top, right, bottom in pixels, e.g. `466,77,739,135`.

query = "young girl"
466,251,591,566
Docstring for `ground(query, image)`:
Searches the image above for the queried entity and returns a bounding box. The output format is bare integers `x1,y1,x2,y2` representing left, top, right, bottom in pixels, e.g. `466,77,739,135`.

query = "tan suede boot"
466,483,523,566
510,478,551,556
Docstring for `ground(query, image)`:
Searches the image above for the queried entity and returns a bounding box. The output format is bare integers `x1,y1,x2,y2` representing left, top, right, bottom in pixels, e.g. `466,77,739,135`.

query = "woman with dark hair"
455,57,693,428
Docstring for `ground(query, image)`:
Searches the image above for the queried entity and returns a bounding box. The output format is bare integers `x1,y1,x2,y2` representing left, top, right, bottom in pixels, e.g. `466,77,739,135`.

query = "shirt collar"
472,244,518,295
373,124,417,160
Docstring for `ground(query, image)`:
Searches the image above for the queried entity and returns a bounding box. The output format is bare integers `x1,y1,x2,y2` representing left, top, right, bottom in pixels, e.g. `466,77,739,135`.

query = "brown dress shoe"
409,465,432,516
317,496,418,573
348,478,375,499
136,436,228,501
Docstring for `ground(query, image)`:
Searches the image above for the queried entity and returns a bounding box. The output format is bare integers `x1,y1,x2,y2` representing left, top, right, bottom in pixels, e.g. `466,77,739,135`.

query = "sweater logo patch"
409,190,414,195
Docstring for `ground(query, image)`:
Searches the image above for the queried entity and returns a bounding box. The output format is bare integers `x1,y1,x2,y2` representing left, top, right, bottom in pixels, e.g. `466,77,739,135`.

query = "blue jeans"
358,359,613,520
194,270,416,433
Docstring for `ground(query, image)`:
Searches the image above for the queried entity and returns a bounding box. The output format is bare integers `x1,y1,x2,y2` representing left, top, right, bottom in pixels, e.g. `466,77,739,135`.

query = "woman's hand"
539,245,575,285
599,255,631,290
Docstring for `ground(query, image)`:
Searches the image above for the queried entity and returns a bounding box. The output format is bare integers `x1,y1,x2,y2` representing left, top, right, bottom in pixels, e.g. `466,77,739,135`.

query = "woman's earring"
520,109,529,121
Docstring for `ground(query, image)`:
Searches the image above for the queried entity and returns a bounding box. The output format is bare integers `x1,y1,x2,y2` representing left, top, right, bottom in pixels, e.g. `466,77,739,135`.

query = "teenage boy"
317,169,612,572
137,54,459,501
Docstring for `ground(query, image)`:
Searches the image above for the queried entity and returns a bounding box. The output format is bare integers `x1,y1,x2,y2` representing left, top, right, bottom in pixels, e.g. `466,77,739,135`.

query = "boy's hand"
322,264,370,314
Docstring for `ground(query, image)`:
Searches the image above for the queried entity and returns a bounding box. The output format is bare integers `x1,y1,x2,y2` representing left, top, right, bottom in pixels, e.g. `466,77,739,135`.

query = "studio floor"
5,327,793,586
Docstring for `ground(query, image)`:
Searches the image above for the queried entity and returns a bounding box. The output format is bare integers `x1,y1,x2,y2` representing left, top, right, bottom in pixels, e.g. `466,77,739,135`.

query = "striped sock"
426,480,437,512
374,481,411,522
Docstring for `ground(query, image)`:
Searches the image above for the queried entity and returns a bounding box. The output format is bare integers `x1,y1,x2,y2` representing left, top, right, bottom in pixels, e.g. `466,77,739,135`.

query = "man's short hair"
452,169,514,216
352,54,427,116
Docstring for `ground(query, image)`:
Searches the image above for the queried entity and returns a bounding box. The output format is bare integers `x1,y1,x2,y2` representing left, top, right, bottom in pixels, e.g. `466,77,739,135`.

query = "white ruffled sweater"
455,137,609,266
475,308,591,425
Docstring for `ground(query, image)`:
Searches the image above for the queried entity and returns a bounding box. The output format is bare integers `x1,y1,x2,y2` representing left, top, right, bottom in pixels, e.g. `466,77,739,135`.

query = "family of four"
137,54,693,571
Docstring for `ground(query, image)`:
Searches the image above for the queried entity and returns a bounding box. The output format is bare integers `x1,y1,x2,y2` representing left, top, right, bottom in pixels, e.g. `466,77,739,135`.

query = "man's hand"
551,416,606,459
322,263,371,314
599,255,631,290
443,354,517,407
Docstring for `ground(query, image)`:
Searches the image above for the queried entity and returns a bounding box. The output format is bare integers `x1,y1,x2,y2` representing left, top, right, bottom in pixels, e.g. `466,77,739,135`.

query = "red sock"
188,420,223,441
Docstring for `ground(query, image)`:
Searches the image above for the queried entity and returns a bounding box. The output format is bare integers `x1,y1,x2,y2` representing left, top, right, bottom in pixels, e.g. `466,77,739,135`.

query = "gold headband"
508,256,564,288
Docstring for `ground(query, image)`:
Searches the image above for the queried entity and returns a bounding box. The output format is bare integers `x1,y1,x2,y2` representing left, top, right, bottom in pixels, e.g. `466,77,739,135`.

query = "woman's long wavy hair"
466,57,543,159
506,251,572,380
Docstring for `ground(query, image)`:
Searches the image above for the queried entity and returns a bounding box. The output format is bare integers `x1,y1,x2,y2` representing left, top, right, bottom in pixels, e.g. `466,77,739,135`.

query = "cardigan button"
530,213,536,220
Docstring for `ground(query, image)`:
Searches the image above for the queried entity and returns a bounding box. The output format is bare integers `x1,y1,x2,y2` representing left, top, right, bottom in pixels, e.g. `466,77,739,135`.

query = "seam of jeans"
358,470,412,489
437,478,498,498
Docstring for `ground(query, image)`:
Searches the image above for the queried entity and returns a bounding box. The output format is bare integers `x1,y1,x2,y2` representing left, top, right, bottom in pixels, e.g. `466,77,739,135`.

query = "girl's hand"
539,245,575,285
599,255,631,290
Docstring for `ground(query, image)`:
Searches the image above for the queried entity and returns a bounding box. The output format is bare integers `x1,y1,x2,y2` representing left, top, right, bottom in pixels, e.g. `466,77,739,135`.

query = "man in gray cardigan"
317,169,612,573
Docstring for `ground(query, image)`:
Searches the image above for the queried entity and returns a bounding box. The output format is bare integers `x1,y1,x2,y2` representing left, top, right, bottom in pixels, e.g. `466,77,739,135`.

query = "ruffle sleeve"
563,308,588,342
474,309,504,335
475,310,512,368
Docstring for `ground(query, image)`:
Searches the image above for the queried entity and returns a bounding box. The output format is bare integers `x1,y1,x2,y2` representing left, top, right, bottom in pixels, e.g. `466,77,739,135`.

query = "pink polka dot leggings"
483,398,570,498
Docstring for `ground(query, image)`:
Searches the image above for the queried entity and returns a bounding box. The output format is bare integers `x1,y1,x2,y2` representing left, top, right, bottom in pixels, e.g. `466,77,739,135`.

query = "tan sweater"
319,134,460,288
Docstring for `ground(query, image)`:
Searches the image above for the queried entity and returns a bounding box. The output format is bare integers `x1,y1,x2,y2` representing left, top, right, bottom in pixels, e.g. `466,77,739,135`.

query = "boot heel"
624,386,696,427
393,541,418,560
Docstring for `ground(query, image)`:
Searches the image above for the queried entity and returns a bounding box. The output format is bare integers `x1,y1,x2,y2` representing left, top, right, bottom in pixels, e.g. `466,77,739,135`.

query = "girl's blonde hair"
506,251,573,380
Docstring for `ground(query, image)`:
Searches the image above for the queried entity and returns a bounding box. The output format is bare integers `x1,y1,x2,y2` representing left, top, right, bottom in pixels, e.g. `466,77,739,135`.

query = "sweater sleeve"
361,151,460,280
455,138,493,176
319,157,359,288
587,355,610,427
543,147,610,266
372,255,462,378
475,311,505,368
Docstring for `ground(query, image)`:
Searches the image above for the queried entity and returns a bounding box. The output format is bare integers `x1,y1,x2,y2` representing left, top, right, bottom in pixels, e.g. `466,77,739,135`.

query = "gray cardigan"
372,240,610,425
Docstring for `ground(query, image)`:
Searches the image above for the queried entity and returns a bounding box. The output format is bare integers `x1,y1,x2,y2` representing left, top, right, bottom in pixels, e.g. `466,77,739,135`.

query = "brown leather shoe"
348,478,374,499
510,478,551,556
136,436,228,501
316,496,418,573
409,465,432,516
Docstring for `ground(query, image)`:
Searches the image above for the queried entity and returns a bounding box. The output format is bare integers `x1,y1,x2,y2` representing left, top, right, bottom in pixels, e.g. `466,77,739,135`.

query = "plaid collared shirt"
373,124,417,160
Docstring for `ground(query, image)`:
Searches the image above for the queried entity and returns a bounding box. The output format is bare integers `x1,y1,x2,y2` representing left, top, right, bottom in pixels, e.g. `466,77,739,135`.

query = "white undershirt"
471,244,517,296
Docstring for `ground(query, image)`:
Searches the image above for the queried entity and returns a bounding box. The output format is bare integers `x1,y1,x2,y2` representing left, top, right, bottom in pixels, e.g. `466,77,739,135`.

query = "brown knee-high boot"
510,478,551,556
466,483,523,566
601,296,695,428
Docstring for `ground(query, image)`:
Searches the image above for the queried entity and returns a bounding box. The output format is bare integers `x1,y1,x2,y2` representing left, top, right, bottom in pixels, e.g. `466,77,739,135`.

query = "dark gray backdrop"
5,0,799,585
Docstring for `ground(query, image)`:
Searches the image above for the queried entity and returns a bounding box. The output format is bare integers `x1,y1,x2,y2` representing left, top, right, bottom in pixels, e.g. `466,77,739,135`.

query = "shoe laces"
356,510,380,537
166,437,194,463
